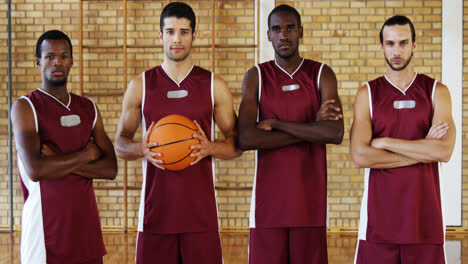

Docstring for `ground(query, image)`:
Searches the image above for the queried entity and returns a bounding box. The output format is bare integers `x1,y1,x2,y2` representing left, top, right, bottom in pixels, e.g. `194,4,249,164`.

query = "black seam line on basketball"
162,149,195,165
149,138,196,149
154,123,198,131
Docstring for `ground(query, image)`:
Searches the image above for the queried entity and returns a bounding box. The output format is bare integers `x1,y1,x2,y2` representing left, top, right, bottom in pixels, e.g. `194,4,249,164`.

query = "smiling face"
36,39,73,87
268,11,303,60
159,17,195,62
381,23,416,71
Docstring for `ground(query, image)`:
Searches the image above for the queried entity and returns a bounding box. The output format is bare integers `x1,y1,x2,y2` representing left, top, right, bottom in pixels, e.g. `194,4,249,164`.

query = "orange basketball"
148,115,200,171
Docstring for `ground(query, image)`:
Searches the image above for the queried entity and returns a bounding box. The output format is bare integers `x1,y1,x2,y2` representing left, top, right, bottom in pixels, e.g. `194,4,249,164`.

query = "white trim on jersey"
160,64,195,87
438,161,448,263
37,88,71,110
90,99,98,130
18,155,47,264
432,80,438,105
138,72,147,232
317,63,325,90
20,96,38,132
357,168,370,241
210,72,219,227
365,82,373,120
354,168,370,264
353,240,360,264
249,65,262,228
383,73,418,95
274,58,304,79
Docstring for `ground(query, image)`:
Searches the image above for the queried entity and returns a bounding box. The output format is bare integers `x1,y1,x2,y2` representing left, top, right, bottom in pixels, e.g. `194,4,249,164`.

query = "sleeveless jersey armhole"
254,65,262,122
431,80,438,107
20,96,39,133
366,82,373,120
88,98,98,130
317,63,325,91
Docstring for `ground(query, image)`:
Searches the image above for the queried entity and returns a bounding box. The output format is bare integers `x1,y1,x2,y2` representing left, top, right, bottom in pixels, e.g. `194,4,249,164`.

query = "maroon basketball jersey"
358,74,444,244
18,89,106,263
140,65,218,234
250,59,328,228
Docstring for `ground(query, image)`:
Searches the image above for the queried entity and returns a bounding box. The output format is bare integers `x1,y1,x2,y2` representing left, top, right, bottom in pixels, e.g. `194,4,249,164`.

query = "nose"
279,29,289,41
393,45,402,58
173,32,182,43
53,56,63,66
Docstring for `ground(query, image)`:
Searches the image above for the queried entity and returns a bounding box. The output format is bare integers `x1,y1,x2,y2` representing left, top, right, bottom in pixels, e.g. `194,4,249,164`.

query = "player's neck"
275,55,303,75
384,66,416,91
40,83,69,105
161,57,195,84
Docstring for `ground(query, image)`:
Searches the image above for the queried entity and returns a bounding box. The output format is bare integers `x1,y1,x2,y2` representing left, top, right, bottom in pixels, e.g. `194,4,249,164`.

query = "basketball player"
114,2,240,263
351,15,456,264
11,30,118,264
238,5,344,264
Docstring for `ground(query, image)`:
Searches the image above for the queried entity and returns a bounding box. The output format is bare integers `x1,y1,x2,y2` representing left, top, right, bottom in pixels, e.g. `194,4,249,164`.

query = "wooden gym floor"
1,231,467,263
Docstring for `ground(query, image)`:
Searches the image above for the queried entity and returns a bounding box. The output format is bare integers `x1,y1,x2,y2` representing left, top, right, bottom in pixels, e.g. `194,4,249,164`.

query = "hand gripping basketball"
148,115,201,171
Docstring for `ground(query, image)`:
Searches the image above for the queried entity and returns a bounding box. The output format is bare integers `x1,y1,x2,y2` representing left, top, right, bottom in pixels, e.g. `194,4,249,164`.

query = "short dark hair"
379,15,416,44
268,4,301,29
35,30,73,58
160,2,196,33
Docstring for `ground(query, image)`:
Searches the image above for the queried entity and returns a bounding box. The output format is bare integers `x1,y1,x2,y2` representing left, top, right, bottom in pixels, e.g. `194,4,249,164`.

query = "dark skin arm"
41,106,118,180
237,65,344,151
12,98,115,182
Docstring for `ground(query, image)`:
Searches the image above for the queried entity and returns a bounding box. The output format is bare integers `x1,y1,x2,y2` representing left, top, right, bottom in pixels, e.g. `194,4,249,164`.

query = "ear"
299,26,303,39
159,31,163,44
192,31,196,42
35,57,41,68
267,30,271,42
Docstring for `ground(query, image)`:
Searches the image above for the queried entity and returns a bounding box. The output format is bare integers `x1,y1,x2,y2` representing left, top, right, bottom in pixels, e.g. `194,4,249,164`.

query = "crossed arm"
237,64,344,151
115,73,241,170
350,83,455,169
11,98,118,182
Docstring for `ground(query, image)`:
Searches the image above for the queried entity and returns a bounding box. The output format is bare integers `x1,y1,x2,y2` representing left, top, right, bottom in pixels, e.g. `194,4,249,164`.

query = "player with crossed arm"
238,5,344,264
351,15,455,264
11,30,118,264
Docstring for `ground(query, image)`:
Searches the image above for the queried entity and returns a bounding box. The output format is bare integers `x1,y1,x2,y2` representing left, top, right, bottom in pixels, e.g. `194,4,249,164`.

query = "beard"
45,75,67,87
385,52,413,71
275,43,299,60
165,46,191,62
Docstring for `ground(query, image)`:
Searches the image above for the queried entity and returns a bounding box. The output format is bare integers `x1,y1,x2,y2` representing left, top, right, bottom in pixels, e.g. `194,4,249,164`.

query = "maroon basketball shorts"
249,226,328,264
355,239,446,264
135,230,222,264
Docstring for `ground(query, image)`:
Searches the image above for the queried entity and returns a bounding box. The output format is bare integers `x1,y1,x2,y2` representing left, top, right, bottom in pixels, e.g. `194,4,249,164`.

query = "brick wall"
0,0,460,231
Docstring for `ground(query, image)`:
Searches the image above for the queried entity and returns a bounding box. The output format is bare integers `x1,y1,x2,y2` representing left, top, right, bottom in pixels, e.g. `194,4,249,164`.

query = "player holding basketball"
351,15,455,264
114,2,240,263
11,30,118,263
238,5,344,264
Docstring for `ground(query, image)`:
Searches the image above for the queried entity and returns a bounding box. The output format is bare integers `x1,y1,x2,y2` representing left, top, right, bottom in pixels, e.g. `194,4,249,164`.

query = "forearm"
238,127,302,151
378,137,452,163
208,136,242,160
272,119,344,145
115,136,144,161
73,154,117,180
25,151,92,181
352,144,419,169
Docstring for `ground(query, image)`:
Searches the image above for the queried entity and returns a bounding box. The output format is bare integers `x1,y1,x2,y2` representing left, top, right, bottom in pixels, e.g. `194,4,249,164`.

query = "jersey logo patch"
60,115,81,127
393,100,416,109
167,90,188,99
282,84,300,92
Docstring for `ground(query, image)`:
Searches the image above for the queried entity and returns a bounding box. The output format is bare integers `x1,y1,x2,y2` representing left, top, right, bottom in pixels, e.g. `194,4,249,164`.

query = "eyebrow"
164,28,191,32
